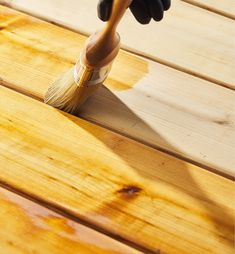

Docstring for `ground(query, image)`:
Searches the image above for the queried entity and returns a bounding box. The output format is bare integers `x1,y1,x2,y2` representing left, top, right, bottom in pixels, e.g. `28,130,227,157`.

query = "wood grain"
0,187,143,254
181,0,235,19
0,5,234,176
0,85,234,254
1,0,234,88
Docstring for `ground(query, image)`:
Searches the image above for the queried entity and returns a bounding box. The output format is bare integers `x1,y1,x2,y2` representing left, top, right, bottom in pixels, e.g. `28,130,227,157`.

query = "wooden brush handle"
83,0,133,68
105,0,133,33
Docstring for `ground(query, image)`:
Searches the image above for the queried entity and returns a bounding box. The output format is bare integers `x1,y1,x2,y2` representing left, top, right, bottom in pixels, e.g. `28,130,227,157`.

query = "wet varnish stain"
0,188,140,254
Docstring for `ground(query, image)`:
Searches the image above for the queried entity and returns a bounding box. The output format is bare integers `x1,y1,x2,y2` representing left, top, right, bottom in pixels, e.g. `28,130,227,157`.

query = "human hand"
97,0,171,24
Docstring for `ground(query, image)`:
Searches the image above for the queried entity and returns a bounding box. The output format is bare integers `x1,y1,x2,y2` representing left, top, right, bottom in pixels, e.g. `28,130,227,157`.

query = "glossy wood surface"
0,187,142,254
0,85,234,253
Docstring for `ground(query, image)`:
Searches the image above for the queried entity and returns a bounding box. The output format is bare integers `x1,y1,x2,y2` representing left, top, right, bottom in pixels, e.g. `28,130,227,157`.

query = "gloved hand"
98,0,171,24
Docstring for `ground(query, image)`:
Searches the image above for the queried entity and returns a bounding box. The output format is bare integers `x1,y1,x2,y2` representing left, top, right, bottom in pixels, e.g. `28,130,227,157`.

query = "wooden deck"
0,1,234,253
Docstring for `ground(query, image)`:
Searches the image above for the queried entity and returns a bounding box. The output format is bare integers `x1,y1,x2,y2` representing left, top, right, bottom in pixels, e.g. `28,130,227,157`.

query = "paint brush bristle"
44,67,82,114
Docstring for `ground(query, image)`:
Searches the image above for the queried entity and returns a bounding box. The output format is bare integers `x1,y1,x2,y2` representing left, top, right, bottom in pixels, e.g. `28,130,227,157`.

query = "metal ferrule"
73,58,112,87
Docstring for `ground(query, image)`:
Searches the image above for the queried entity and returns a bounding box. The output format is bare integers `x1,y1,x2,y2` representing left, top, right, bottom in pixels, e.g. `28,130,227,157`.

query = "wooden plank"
1,0,234,89
3,0,235,19
181,0,235,20
0,85,234,254
0,5,234,177
0,187,143,254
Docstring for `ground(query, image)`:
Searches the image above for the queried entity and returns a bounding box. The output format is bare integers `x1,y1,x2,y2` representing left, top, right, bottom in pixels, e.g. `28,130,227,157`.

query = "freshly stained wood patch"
0,5,234,176
1,0,234,88
0,187,142,254
0,86,234,254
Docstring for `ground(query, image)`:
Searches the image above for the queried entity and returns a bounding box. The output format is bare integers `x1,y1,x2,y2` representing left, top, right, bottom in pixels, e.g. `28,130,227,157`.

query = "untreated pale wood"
3,0,234,18
181,0,235,19
0,187,142,254
0,5,234,176
0,85,234,254
1,0,234,88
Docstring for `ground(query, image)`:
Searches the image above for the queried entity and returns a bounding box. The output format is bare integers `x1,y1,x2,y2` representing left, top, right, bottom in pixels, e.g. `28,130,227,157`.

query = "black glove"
98,0,171,24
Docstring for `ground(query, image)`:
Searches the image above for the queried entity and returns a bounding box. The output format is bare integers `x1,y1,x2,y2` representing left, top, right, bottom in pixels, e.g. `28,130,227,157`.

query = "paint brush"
44,0,132,114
